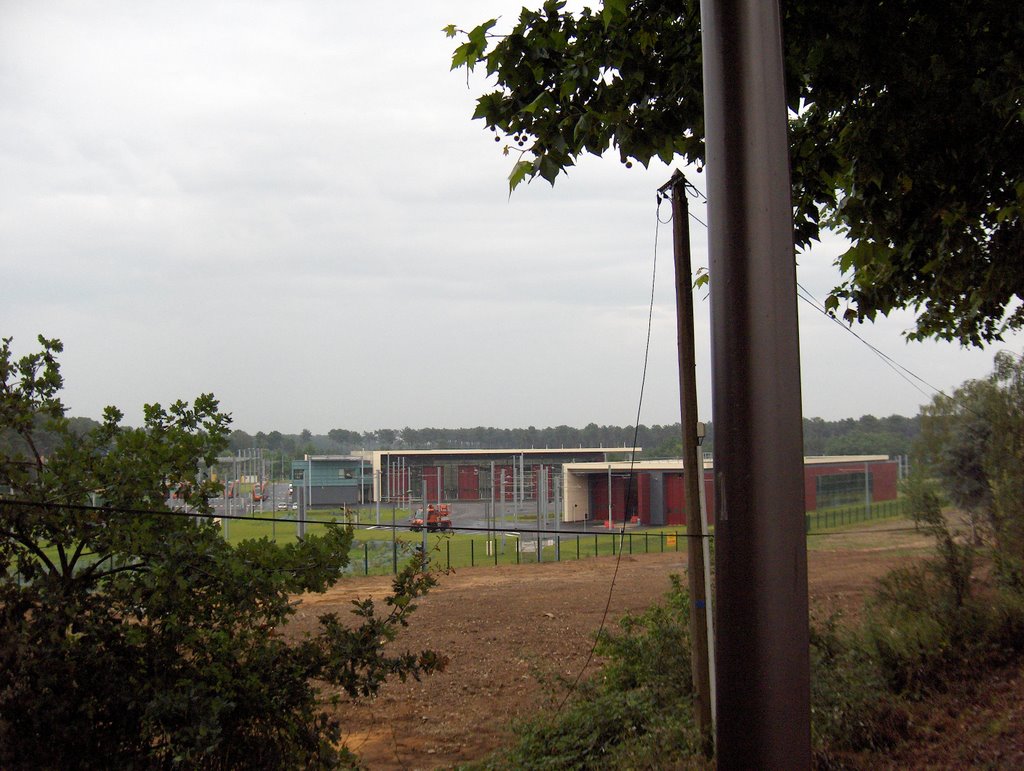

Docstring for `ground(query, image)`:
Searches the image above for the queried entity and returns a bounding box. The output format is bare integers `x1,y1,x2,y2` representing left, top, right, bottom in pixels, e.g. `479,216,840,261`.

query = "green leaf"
509,159,533,191
523,91,553,114
538,154,561,184
692,267,709,290
601,0,627,29
450,19,497,71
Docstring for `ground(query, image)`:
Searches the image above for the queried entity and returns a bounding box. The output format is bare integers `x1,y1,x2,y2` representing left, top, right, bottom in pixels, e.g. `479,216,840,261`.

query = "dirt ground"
286,522,1021,769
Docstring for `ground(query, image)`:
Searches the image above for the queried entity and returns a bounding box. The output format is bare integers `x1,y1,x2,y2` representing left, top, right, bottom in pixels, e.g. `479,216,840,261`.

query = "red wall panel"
458,465,480,500
664,472,686,526
422,466,444,502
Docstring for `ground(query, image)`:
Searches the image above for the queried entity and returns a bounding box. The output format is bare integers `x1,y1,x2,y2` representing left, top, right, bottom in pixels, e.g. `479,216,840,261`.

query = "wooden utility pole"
664,170,714,746
700,0,811,766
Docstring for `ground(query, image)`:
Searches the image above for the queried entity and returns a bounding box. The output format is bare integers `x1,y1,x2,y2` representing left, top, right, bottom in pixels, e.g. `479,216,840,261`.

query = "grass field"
21,497,910,582
210,496,911,576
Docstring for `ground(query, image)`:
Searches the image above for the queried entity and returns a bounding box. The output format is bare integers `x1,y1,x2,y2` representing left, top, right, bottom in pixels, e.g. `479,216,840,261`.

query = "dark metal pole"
699,0,811,767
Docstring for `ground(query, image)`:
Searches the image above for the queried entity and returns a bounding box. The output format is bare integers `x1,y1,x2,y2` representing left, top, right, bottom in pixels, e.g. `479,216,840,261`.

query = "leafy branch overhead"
449,0,1024,345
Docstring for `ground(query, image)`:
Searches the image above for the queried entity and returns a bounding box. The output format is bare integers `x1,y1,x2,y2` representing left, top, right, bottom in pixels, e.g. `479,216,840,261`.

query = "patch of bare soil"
284,523,1021,769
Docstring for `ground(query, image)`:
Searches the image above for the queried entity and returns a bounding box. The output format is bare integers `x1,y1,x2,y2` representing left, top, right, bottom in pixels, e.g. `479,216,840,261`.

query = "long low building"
290,447,638,508
562,455,899,525
289,450,898,520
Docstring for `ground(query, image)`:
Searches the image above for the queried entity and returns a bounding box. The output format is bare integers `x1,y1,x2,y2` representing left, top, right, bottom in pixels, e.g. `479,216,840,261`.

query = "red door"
458,466,480,500
635,473,651,524
664,473,686,526
590,474,630,522
422,466,443,502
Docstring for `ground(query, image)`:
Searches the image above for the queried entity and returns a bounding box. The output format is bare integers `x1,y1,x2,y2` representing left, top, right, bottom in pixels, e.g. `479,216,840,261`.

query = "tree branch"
79,557,148,583
0,524,59,575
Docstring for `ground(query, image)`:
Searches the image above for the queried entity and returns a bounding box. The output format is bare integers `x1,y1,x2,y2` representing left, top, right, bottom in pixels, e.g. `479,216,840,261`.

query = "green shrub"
981,586,1024,659
860,547,1024,697
593,574,693,706
810,614,909,759
862,564,976,694
473,576,706,770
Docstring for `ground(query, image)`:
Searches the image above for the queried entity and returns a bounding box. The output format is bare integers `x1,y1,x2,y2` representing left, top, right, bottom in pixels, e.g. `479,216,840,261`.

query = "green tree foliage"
803,415,919,456
823,430,907,458
93,417,918,466
918,351,1024,587
0,336,445,768
327,428,364,451
448,0,1024,345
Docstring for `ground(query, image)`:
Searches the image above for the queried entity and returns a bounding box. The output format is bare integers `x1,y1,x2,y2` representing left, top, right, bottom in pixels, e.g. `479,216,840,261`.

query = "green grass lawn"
204,497,915,576
213,509,691,575
23,497,911,582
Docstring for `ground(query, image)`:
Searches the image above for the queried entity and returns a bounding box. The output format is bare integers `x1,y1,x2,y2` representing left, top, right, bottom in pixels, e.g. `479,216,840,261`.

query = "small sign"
666,535,676,548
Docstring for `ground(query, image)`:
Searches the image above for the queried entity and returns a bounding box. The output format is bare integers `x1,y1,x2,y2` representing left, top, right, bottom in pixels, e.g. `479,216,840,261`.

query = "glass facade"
816,471,872,510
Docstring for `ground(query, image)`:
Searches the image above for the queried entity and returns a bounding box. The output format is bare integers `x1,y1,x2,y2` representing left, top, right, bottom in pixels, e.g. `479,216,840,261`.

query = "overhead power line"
0,496,716,540
795,283,947,402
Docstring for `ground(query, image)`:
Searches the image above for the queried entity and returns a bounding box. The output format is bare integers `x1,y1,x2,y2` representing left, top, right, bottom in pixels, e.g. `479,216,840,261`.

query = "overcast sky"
1,2,1017,435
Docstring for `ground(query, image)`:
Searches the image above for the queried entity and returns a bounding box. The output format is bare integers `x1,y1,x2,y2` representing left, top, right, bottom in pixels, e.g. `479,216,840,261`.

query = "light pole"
421,480,428,567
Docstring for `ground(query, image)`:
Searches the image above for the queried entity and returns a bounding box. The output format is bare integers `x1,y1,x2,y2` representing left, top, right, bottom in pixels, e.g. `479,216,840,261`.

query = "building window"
816,471,871,510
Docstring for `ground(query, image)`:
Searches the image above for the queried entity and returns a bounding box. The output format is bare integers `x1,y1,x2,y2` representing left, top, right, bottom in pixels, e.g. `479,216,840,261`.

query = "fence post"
576,535,580,560
594,533,598,557
675,531,680,552
661,533,665,553
364,542,368,576
471,539,474,568
516,538,520,564
447,540,451,570
628,533,632,554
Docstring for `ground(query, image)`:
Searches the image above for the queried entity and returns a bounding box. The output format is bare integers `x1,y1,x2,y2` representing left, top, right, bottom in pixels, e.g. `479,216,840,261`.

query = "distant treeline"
230,414,919,461
2,414,920,468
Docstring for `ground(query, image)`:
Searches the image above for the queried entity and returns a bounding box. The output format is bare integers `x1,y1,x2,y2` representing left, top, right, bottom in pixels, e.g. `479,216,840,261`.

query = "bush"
810,614,909,759
0,336,446,768
475,575,706,770
861,563,979,694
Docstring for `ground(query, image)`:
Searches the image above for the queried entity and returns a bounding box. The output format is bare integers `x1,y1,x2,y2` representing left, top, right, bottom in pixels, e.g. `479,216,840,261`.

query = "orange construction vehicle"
409,503,452,532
